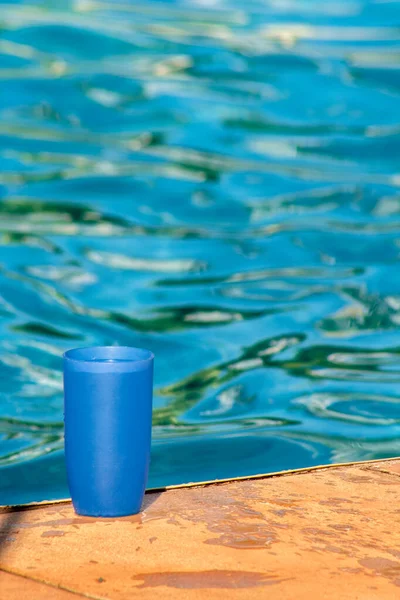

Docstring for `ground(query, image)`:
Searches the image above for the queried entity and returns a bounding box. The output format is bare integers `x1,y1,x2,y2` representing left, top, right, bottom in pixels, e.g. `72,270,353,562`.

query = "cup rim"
63,346,154,367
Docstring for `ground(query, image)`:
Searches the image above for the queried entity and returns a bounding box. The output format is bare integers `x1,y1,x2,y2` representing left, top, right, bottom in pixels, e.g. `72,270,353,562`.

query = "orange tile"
1,461,399,599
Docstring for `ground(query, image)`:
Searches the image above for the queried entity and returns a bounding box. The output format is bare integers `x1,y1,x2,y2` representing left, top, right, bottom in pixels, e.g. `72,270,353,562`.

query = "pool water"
1,0,400,504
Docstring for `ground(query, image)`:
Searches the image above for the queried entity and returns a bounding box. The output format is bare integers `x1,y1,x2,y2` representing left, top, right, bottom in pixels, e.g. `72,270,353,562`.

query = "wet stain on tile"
272,509,288,517
319,498,353,507
132,570,282,589
205,527,277,549
340,472,398,486
334,509,361,515
323,545,349,555
142,484,281,550
41,530,66,538
359,557,400,586
340,567,363,574
4,513,142,533
302,528,337,538
329,524,354,532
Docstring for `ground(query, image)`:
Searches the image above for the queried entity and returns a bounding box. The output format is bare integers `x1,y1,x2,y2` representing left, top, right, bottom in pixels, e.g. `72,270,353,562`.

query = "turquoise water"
1,0,400,505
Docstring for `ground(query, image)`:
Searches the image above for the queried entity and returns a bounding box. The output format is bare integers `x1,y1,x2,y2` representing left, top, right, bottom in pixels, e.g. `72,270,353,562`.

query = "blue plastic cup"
63,346,154,517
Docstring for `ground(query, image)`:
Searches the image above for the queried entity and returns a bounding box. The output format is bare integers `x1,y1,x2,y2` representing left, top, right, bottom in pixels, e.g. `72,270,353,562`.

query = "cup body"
63,346,154,517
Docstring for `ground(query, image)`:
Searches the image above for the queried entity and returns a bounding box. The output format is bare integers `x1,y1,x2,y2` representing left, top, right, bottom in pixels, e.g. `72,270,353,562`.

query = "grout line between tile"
363,465,400,479
0,567,104,600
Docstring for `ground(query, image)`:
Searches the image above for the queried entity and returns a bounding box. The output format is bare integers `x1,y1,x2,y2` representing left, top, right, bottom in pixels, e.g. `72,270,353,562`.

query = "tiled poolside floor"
1,460,399,599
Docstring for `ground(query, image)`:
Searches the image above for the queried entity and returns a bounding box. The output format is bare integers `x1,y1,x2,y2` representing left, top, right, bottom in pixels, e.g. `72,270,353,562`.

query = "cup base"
72,502,142,518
